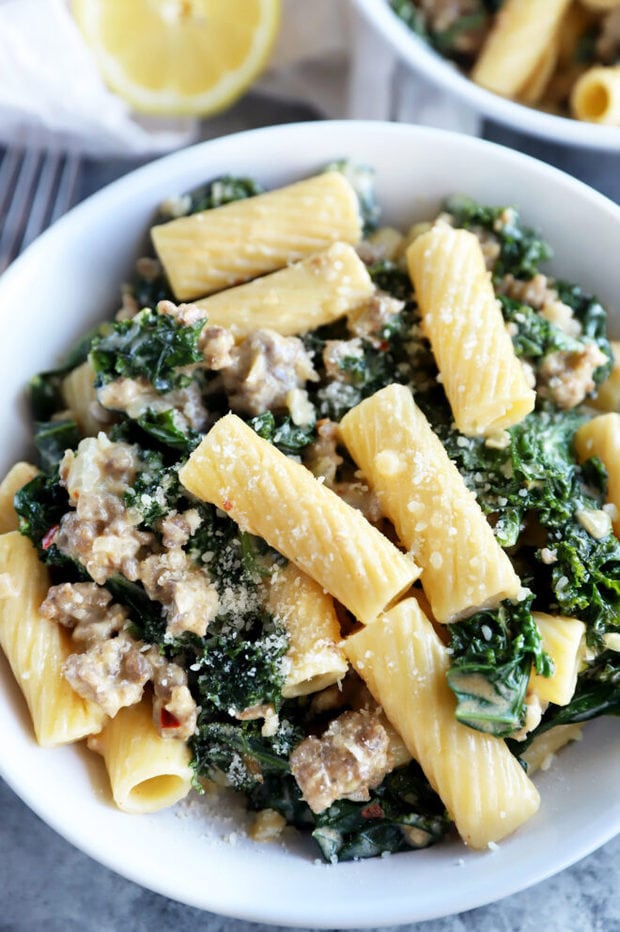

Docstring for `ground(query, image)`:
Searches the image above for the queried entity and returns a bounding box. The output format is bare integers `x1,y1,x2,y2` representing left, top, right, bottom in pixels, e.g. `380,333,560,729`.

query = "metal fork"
0,148,82,275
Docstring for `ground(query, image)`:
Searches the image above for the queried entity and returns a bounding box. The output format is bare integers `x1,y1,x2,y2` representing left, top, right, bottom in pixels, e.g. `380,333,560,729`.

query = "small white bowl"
0,121,619,927
352,0,620,150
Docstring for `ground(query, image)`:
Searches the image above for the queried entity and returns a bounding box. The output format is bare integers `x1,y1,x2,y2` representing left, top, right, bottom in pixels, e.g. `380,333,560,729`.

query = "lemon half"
72,0,281,116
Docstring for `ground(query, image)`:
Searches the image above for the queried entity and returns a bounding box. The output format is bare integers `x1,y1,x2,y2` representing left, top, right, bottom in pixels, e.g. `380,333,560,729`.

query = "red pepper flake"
361,802,384,820
221,499,233,512
41,525,59,550
160,708,180,729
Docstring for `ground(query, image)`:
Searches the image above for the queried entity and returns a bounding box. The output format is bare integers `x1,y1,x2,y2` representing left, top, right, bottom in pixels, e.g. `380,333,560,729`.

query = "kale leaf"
180,175,264,216
90,308,203,393
447,597,552,737
33,419,81,472
248,411,316,455
445,194,552,280
13,471,75,570
312,762,449,862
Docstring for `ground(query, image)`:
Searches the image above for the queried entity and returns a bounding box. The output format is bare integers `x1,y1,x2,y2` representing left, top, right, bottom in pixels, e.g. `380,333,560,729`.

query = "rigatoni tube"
339,384,521,623
344,597,541,849
407,225,535,436
179,414,419,625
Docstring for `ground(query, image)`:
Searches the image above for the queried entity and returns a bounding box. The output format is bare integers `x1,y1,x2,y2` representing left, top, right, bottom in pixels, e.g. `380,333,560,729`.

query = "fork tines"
0,149,81,274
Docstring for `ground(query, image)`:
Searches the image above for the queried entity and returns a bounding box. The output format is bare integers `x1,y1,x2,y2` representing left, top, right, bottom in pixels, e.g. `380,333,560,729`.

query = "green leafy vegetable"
312,762,449,862
33,419,81,472
445,194,552,280
447,598,552,737
90,308,203,392
248,411,316,454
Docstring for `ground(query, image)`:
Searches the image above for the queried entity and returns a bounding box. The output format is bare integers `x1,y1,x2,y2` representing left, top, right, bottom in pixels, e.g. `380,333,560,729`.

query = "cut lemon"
72,0,281,116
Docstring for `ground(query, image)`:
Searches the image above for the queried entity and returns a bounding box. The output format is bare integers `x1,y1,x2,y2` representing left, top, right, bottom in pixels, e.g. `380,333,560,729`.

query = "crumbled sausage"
138,547,219,638
216,329,318,415
62,631,151,717
146,647,198,741
40,582,128,647
539,343,609,409
290,710,393,813
348,292,404,345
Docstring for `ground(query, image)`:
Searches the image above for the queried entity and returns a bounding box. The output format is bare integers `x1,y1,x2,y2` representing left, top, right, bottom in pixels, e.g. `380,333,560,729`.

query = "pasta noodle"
266,562,349,698
471,0,572,99
338,383,521,623
344,597,541,849
179,413,419,625
574,413,620,536
571,66,620,125
87,697,193,813
406,225,535,436
151,171,362,301
194,242,374,339
0,531,105,746
530,611,586,706
0,462,37,533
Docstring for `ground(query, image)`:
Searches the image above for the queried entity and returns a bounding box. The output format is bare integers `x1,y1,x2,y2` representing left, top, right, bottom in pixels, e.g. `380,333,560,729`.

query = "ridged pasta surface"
61,360,100,437
339,384,520,622
179,414,419,625
530,611,585,706
407,226,535,436
0,532,105,746
195,242,374,339
151,171,362,301
345,598,540,849
472,0,572,97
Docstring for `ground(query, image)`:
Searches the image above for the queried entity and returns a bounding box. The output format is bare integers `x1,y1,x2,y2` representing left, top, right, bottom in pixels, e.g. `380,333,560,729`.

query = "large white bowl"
352,0,620,150
0,121,619,928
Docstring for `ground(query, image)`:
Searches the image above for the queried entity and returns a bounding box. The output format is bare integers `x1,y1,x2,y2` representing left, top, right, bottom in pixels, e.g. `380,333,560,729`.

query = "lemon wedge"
72,0,281,116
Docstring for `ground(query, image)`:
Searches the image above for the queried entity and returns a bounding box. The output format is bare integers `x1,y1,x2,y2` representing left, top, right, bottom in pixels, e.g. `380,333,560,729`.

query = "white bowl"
352,0,620,150
0,121,619,928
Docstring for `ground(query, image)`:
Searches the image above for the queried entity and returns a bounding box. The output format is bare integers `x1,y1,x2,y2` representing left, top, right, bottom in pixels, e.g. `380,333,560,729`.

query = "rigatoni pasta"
151,171,363,301
339,383,521,622
406,225,535,436
344,598,540,849
179,412,419,625
1,160,616,866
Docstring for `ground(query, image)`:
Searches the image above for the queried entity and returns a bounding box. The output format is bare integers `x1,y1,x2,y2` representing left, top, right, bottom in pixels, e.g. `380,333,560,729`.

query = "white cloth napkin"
0,0,478,156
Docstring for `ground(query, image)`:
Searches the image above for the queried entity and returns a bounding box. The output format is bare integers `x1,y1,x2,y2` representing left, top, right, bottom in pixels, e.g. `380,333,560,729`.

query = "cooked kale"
447,598,552,737
445,194,552,280
123,449,180,528
29,325,103,421
135,409,201,453
191,718,299,792
181,175,264,216
248,411,316,454
194,619,288,715
555,281,612,385
33,419,81,472
500,296,581,360
90,308,203,393
129,265,174,310
312,762,449,862
105,575,167,644
325,159,380,234
368,259,413,302
13,471,74,570
187,504,275,589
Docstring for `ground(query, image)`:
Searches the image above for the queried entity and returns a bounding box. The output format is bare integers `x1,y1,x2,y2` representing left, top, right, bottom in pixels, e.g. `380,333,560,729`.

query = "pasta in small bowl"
352,0,620,148
0,120,618,926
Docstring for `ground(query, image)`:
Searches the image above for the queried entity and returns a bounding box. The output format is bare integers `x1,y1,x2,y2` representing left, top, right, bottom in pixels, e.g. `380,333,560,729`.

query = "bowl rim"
352,0,620,150
0,119,619,927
